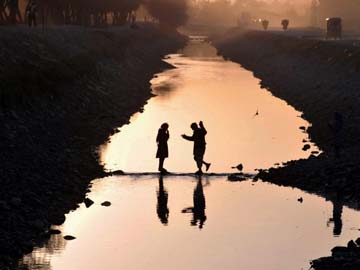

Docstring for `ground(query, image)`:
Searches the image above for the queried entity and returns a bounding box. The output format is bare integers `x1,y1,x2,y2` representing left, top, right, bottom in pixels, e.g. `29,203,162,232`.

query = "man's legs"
200,146,210,171
194,152,204,174
195,156,203,172
202,161,211,171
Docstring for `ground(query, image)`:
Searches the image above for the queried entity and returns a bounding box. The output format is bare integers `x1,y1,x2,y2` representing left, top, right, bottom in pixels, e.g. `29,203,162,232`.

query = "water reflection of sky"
20,177,360,270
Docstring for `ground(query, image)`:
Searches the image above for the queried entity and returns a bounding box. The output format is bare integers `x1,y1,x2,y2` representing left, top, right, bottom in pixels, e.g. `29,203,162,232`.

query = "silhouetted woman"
156,123,169,173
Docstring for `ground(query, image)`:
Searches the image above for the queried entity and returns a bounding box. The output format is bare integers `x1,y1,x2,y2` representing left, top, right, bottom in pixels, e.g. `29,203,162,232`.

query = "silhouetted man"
182,121,211,175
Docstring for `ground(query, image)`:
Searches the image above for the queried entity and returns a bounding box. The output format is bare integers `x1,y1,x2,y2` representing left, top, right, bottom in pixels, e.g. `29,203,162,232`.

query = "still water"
100,39,317,174
19,40,360,270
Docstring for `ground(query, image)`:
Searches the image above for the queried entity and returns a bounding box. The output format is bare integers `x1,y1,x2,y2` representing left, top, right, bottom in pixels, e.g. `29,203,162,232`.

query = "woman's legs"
158,157,165,172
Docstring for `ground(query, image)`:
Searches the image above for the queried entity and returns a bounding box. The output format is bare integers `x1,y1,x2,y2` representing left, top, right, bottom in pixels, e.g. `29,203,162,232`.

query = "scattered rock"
84,198,94,208
49,229,61,235
302,144,311,151
64,235,76,241
101,201,112,207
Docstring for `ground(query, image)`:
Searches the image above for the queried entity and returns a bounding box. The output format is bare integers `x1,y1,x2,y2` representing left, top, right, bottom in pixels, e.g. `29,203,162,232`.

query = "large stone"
84,198,94,208
101,201,111,207
64,235,76,241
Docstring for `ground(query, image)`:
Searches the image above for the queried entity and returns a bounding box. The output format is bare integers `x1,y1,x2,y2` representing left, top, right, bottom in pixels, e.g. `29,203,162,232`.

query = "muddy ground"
0,24,186,269
214,29,360,269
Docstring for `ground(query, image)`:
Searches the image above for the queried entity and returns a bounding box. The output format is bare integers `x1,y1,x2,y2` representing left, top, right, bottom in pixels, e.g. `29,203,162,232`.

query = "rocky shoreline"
214,29,360,269
0,24,186,269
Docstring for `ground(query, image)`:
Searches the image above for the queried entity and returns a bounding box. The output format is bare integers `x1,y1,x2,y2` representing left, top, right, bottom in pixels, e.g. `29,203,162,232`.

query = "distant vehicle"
281,19,289,30
261,20,269,30
326,17,342,40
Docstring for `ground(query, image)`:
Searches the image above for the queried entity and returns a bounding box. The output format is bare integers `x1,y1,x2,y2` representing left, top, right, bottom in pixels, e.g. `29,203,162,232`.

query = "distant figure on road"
26,0,37,27
281,19,289,30
262,19,269,30
156,123,169,174
182,121,211,175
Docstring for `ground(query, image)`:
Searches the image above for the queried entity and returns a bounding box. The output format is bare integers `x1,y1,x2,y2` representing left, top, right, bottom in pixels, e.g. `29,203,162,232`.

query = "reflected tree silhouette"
157,176,169,225
182,177,207,229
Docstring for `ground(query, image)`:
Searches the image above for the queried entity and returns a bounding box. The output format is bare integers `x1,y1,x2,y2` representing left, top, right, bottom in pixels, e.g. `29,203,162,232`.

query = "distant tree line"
0,0,188,28
37,0,142,26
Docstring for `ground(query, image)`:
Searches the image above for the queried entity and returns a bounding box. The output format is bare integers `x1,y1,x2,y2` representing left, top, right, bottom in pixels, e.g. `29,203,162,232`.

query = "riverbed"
18,38,360,270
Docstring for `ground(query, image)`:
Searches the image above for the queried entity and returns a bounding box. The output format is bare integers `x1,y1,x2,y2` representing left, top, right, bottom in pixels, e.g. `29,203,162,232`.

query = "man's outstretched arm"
182,134,194,141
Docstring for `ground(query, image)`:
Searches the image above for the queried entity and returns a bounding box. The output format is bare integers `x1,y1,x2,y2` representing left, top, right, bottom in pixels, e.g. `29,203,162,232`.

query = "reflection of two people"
327,191,343,236
156,176,208,229
182,177,207,229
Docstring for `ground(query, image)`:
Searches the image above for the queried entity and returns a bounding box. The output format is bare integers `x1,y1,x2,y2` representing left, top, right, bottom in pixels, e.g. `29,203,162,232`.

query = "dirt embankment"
0,24,186,269
213,29,360,269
